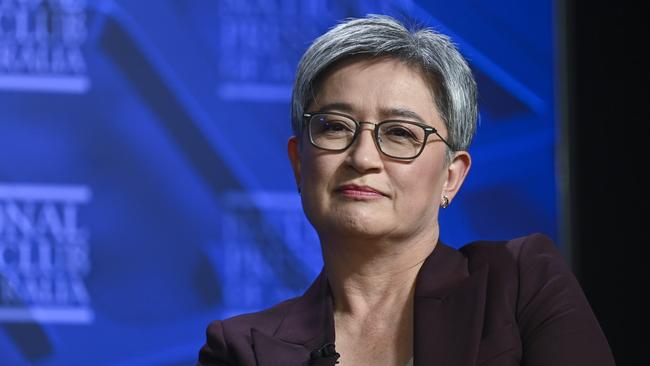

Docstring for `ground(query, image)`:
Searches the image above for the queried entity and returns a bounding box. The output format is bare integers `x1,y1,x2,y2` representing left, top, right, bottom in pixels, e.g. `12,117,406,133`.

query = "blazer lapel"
252,271,338,366
414,243,489,366
251,328,311,366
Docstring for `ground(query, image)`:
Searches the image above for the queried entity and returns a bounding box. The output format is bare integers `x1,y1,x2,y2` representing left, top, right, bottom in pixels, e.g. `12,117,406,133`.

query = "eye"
313,115,355,136
322,120,351,132
384,125,418,140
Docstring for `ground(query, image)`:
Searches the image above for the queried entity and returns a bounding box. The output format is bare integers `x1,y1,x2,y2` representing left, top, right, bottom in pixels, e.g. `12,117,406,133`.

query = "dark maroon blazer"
198,233,615,365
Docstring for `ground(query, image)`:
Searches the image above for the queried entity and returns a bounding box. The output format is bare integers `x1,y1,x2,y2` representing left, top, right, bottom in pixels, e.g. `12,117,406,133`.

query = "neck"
322,228,438,316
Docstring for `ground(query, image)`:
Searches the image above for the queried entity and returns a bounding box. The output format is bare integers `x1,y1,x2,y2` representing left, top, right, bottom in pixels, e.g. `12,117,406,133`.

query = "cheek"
392,162,444,207
300,152,338,193
299,148,319,183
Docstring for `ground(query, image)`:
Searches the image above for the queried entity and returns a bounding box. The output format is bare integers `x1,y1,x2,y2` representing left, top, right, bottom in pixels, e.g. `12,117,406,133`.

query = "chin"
322,210,394,238
303,196,397,237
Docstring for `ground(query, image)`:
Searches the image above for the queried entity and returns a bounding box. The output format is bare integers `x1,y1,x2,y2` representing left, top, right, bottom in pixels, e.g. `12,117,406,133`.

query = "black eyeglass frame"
303,111,454,160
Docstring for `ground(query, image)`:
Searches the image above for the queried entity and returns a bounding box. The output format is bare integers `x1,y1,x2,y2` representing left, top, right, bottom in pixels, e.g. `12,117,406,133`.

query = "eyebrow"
313,102,355,113
313,102,427,124
383,107,426,124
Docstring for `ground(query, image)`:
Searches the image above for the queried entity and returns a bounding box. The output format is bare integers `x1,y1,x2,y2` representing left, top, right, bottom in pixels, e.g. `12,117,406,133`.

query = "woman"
198,15,614,366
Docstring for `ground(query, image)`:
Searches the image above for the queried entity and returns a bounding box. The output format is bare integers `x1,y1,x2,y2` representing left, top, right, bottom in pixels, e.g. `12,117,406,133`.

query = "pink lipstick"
336,184,385,199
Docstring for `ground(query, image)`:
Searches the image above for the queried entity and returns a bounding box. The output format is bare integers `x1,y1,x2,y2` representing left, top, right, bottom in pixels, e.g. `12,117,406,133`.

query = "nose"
346,123,383,172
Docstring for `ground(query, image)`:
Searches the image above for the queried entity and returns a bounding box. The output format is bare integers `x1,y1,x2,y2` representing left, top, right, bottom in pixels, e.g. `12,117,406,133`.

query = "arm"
511,234,616,366
197,320,235,366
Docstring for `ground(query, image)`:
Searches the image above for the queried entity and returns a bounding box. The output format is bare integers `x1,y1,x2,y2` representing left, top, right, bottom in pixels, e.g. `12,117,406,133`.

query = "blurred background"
0,0,644,365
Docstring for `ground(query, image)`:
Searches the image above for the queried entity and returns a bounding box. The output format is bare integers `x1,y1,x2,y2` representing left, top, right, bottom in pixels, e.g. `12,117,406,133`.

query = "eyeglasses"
303,111,453,160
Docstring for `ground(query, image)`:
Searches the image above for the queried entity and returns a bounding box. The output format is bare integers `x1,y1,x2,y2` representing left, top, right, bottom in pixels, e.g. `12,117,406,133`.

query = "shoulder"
459,232,571,307
460,233,615,365
458,233,566,281
460,233,570,298
455,233,565,319
459,232,559,264
221,296,300,336
198,297,299,365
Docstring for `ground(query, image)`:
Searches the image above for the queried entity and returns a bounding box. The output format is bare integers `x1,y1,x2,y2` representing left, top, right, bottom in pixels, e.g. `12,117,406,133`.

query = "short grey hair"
291,15,478,153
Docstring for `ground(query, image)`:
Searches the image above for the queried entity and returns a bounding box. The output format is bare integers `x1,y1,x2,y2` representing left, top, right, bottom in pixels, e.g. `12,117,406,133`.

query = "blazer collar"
413,242,489,366
415,241,472,298
252,242,489,366
252,271,337,365
274,270,335,347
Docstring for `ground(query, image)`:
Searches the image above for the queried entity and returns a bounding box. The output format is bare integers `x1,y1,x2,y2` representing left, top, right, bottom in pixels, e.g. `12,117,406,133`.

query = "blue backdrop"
0,0,557,365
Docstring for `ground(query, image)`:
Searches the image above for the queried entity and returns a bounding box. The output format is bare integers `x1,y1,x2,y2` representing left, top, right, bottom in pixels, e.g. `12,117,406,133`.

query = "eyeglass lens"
308,113,427,159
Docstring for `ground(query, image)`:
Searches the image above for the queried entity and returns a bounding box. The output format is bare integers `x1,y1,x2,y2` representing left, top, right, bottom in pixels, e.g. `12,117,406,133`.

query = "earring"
441,195,449,208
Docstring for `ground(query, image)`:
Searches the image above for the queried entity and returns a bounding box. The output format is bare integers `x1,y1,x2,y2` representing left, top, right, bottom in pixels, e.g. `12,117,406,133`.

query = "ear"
442,151,471,204
287,136,302,189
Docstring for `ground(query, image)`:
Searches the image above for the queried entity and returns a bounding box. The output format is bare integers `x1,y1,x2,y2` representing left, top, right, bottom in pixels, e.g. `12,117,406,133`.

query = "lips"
335,184,387,198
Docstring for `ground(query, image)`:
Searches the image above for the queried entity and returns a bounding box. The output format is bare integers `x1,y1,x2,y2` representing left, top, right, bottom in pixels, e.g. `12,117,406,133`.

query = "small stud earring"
441,195,449,208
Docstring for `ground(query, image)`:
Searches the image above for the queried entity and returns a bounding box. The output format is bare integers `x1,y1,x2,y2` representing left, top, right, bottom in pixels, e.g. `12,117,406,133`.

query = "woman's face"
288,57,470,242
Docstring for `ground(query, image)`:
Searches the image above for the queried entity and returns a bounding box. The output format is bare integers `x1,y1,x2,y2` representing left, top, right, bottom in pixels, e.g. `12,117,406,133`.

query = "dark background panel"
560,1,648,365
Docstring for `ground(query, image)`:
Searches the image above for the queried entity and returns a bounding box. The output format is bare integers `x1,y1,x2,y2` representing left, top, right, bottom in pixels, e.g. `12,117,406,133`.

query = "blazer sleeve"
197,320,235,366
510,233,616,366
